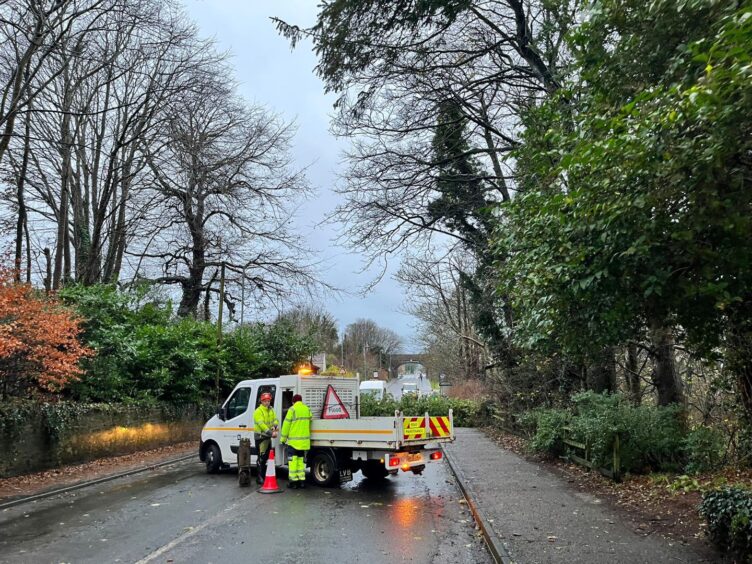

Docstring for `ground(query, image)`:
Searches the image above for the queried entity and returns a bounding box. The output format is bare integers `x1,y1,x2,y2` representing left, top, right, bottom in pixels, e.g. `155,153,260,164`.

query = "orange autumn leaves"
0,268,91,395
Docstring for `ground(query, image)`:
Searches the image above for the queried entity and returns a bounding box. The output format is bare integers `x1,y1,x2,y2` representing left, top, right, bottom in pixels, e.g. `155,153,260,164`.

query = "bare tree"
274,305,339,354
342,318,403,374
140,67,317,317
275,1,576,370
275,0,575,258
0,0,119,166
397,248,487,380
1,0,125,280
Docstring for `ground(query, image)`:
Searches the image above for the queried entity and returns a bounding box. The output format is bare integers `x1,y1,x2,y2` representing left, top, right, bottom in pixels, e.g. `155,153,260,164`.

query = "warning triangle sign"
321,384,350,419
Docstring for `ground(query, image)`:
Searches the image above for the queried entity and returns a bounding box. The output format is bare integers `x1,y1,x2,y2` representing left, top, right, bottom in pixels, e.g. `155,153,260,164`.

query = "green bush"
129,319,219,403
700,487,752,560
523,392,686,473
223,323,316,380
58,284,316,404
359,394,481,427
521,408,571,454
684,426,726,474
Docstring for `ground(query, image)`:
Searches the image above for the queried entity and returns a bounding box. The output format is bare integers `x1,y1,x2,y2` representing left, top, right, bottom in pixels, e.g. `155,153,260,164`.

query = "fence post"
612,434,621,482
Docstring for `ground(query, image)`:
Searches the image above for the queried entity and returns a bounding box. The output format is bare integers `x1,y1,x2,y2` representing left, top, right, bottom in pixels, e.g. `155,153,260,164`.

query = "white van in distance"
359,379,387,400
401,382,420,397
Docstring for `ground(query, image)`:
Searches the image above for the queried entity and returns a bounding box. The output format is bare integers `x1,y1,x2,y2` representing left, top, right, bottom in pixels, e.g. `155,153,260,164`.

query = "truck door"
252,384,278,465
218,385,252,463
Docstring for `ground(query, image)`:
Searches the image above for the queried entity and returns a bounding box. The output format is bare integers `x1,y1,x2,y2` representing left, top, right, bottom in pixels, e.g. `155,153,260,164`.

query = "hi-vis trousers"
286,446,306,482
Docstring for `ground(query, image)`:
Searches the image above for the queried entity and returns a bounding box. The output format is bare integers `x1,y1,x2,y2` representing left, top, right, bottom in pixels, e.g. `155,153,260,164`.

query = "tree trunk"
13,88,32,282
203,269,218,321
23,211,31,283
649,321,684,406
103,154,133,283
586,347,616,393
0,16,43,167
43,248,51,294
53,183,69,290
72,122,92,283
727,301,752,437
54,68,74,290
626,343,641,405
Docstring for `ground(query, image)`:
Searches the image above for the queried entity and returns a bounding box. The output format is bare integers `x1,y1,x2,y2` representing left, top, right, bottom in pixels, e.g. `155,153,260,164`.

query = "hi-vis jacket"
280,401,312,450
253,404,278,441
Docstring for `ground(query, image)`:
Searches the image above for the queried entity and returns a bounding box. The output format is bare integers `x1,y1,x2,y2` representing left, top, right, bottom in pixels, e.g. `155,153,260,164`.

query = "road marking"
134,494,252,563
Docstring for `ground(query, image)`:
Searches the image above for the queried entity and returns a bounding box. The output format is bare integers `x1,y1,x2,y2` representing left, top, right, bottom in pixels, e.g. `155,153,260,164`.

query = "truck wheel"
205,443,222,474
361,460,388,481
309,451,337,487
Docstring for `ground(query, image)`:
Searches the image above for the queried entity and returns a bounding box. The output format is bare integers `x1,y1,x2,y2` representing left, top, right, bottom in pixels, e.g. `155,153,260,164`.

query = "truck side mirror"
217,405,226,421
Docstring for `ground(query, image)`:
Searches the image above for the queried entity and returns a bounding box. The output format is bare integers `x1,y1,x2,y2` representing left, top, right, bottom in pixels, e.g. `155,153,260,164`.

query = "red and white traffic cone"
257,446,283,494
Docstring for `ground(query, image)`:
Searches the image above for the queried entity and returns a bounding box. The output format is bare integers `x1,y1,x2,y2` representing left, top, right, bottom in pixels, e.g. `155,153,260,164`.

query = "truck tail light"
430,451,442,460
388,457,401,467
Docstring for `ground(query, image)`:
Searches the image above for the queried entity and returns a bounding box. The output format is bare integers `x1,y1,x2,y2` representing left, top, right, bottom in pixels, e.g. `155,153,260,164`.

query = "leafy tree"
501,1,751,409
224,323,317,380
58,283,175,402
275,0,573,375
59,284,319,401
0,268,91,398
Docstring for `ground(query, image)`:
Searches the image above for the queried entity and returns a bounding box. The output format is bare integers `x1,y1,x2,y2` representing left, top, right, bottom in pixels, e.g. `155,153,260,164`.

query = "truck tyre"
361,460,388,481
205,443,222,474
309,450,337,487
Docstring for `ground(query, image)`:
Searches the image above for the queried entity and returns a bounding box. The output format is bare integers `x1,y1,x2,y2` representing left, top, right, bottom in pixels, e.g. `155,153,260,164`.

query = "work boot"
298,481,306,489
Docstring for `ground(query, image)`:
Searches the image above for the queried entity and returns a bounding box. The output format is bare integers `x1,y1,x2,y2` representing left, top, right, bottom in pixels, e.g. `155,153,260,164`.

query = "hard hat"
260,393,272,402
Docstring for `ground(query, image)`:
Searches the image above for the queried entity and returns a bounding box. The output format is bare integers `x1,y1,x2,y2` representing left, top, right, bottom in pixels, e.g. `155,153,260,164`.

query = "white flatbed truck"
199,374,454,486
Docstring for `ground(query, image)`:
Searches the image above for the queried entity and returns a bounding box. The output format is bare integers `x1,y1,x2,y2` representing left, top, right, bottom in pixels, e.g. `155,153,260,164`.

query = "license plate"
339,468,353,482
408,453,422,463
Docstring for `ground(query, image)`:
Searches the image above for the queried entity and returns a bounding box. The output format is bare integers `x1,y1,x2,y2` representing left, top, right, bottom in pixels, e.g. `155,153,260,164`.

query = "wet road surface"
0,457,491,563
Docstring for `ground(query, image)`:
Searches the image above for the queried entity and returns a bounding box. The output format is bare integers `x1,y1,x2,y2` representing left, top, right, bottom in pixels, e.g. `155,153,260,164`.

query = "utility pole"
240,268,245,328
216,262,225,404
363,342,368,379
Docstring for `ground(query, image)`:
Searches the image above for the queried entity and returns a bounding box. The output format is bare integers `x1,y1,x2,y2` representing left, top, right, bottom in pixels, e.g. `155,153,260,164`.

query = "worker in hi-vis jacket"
253,392,278,485
279,394,312,489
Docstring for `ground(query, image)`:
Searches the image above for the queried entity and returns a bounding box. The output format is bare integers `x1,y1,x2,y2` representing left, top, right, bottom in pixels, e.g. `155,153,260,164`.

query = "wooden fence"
562,426,622,482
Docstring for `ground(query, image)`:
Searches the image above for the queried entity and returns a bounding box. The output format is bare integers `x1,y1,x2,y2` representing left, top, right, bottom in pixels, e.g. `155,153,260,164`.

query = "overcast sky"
184,1,419,350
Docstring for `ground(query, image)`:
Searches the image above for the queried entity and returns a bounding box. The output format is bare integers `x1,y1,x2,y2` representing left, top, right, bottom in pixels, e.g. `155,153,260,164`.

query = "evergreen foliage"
57,284,316,403
700,487,752,560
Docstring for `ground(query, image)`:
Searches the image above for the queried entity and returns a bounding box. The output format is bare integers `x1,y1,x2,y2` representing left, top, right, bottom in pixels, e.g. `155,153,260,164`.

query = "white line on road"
134,493,252,564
